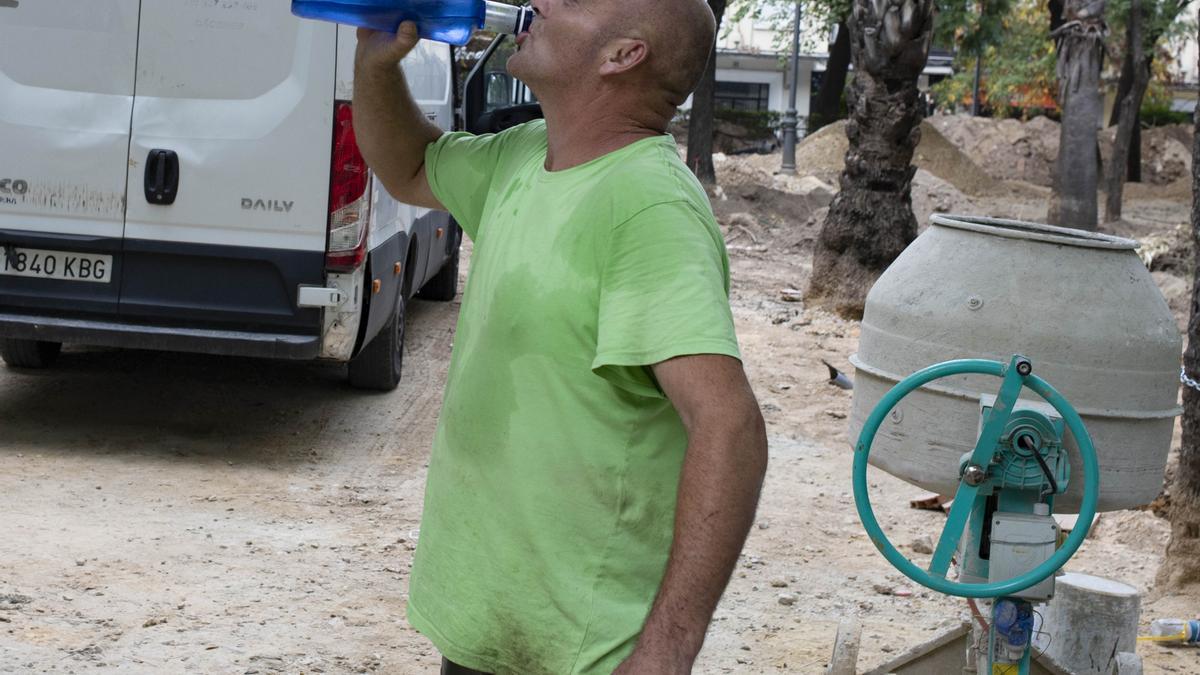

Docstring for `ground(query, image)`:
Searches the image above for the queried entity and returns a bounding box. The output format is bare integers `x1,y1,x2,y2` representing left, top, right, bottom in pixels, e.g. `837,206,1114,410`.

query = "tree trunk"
811,19,852,132
1049,0,1065,34
1110,31,1143,183
1129,116,1142,183
1104,44,1142,182
685,0,728,185
804,0,934,320
1108,0,1190,186
1104,0,1147,223
1158,11,1200,589
1047,0,1106,231
1110,38,1134,128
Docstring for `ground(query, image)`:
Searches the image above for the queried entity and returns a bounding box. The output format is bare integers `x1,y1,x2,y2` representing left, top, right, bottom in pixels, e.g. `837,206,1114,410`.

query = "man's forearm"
634,416,768,668
352,60,443,200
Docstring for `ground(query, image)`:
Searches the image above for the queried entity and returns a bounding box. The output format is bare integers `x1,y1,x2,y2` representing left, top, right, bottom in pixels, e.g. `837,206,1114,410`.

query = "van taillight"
327,101,371,272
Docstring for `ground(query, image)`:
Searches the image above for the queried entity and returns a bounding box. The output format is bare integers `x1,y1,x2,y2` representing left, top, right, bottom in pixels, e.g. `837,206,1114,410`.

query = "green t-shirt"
407,119,740,675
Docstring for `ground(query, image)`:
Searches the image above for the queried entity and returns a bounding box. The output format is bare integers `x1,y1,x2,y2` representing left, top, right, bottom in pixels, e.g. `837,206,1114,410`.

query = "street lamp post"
779,1,802,175
972,50,982,116
971,0,984,116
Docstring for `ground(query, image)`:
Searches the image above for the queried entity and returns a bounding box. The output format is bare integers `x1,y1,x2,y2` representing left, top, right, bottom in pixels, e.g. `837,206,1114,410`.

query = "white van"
0,0,486,390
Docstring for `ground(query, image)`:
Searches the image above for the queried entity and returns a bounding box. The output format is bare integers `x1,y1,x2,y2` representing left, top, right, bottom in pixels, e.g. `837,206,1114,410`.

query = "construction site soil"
0,114,1196,673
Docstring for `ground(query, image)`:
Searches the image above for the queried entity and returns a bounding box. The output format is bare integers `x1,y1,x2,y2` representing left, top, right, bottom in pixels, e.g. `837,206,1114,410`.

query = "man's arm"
352,22,445,210
615,354,769,674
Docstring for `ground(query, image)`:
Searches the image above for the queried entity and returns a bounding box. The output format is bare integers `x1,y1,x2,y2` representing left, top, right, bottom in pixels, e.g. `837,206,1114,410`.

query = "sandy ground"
3,117,1200,674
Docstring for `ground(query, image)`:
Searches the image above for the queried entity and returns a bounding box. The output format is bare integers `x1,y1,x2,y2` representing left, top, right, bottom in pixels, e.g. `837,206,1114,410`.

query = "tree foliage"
1105,0,1194,65
929,0,1192,117
931,0,1058,116
728,0,1011,55
727,0,849,53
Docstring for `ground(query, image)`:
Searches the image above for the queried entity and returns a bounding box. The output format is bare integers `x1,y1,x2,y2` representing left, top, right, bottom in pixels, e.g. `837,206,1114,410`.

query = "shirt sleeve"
424,125,524,241
592,200,742,399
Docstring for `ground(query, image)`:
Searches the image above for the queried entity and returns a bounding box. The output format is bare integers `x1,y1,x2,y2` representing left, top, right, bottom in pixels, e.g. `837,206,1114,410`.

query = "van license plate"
0,247,112,283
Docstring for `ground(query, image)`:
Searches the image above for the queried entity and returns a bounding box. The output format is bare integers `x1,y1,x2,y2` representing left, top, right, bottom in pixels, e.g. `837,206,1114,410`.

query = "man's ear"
598,38,648,76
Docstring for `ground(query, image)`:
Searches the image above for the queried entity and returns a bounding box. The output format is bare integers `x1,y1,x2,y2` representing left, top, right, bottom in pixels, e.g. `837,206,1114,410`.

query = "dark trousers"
441,658,492,675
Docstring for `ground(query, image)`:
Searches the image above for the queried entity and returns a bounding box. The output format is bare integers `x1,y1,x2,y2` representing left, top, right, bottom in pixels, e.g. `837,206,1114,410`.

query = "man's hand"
616,354,768,671
355,21,421,72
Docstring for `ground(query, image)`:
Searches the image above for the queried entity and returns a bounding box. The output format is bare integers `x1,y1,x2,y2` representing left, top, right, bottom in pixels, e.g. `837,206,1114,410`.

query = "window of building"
715,81,770,112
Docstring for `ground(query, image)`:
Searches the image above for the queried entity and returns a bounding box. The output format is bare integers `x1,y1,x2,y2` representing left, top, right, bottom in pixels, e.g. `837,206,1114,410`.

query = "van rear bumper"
0,312,320,360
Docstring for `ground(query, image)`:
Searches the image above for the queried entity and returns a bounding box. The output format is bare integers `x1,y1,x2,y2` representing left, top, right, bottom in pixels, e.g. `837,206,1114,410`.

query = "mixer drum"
848,215,1182,512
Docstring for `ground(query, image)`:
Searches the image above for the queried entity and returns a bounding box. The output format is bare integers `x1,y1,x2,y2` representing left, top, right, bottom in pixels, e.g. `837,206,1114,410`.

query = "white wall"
674,6,826,119
1168,0,1200,85
679,61,814,118
715,68,786,111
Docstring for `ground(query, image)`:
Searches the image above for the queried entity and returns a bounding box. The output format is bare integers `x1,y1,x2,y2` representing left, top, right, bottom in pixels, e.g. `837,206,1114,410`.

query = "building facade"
1166,0,1199,113
683,8,953,137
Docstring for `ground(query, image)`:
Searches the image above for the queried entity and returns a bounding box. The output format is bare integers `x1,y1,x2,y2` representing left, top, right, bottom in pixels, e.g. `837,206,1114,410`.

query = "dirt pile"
1101,125,1192,185
927,114,1061,187
711,127,983,251
1149,123,1192,156
728,120,998,197
712,154,838,255
1144,126,1192,183
911,168,973,227
714,152,787,194
931,114,1193,187
1139,222,1192,275
770,122,847,182
709,115,1191,266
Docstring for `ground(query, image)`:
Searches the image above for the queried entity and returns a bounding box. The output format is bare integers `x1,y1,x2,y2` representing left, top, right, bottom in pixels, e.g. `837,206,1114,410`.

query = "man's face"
507,0,611,97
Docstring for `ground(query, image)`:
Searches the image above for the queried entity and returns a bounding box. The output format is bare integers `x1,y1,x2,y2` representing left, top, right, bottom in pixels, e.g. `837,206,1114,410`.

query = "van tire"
348,292,406,391
0,339,62,369
417,242,460,302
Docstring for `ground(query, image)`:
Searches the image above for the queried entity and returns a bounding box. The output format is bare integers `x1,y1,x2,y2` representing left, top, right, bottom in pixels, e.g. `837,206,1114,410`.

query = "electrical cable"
1032,608,1052,656
1018,435,1059,496
968,597,990,631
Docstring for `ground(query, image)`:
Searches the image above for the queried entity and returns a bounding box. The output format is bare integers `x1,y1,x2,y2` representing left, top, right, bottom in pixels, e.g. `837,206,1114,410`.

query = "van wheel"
0,339,62,369
348,292,406,391
417,241,460,302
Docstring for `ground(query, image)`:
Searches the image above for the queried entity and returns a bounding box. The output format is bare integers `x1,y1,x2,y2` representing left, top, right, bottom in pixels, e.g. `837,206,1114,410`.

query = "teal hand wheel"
852,355,1100,598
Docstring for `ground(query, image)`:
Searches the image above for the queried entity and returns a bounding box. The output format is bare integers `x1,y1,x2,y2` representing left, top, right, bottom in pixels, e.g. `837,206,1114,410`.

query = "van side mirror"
485,72,513,111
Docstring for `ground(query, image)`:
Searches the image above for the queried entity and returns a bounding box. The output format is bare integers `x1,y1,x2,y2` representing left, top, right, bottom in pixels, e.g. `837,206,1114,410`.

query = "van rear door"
121,1,335,333
0,0,138,317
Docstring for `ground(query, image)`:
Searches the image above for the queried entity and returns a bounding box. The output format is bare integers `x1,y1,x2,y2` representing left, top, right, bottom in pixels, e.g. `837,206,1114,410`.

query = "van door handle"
144,149,179,205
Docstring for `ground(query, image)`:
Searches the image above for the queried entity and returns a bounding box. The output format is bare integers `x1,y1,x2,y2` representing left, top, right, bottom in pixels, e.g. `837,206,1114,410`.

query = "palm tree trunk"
804,0,935,319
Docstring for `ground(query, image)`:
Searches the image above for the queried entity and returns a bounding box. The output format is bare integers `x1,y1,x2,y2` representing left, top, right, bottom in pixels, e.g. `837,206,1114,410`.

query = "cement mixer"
849,215,1182,673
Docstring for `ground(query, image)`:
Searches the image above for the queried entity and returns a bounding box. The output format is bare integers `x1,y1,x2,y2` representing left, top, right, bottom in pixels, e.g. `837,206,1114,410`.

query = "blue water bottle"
292,0,534,46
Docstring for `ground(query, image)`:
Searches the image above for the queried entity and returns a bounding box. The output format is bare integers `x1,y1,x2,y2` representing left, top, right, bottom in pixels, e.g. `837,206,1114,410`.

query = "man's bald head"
603,0,716,107
507,0,716,120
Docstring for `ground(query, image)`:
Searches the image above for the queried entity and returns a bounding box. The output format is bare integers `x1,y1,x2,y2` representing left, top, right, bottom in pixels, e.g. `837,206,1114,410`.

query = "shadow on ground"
0,301,450,465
